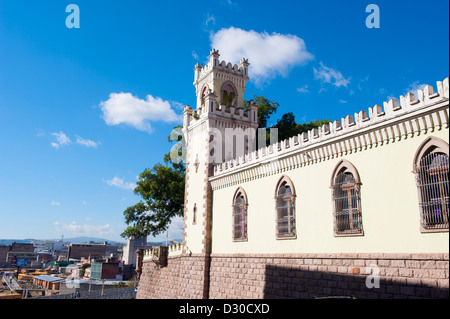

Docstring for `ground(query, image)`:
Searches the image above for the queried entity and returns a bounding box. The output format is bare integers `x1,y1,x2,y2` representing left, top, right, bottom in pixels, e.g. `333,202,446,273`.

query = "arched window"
223,91,235,108
232,188,248,241
200,85,208,108
331,160,363,236
275,176,296,239
413,137,449,232
221,81,238,110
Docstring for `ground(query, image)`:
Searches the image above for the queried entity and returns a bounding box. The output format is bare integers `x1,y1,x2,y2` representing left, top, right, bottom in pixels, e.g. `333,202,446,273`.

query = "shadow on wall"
263,264,449,299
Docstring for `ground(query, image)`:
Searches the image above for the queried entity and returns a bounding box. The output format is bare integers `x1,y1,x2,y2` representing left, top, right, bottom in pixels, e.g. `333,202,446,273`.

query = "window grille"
416,152,449,230
232,192,247,240
332,171,363,235
275,183,296,238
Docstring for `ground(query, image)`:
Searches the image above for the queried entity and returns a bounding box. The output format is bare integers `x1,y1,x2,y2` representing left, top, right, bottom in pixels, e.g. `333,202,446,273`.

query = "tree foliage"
273,112,331,142
121,126,185,239
245,95,279,129
245,95,329,143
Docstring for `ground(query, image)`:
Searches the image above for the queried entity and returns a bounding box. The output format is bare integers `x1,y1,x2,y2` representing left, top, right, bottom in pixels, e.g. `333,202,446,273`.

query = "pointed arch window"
413,137,449,232
232,188,248,241
223,91,235,108
200,85,209,109
220,81,238,111
275,176,296,239
331,160,363,236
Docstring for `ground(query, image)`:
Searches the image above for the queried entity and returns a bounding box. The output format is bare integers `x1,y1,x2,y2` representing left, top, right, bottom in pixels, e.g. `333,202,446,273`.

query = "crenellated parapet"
183,98,258,129
193,49,251,122
194,49,249,85
142,243,184,266
184,50,259,142
210,77,449,188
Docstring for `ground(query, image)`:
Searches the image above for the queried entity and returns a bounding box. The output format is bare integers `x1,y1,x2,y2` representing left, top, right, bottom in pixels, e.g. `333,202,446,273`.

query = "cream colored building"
183,50,449,256
138,50,449,299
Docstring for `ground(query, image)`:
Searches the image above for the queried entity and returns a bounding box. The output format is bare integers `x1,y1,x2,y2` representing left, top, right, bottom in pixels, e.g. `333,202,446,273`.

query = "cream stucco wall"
211,128,449,254
187,59,449,256
183,121,209,254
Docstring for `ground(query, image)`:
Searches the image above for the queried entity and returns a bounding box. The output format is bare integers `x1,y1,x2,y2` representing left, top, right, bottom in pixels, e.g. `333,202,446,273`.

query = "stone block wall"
208,253,449,299
137,252,448,299
136,254,210,299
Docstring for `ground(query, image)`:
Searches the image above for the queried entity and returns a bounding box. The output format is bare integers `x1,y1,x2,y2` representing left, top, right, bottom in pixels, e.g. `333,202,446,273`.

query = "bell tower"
182,49,259,258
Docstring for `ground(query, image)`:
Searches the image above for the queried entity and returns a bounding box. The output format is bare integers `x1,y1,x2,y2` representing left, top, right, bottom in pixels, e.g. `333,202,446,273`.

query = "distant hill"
0,236,125,246
0,239,35,246
0,237,184,247
58,236,125,244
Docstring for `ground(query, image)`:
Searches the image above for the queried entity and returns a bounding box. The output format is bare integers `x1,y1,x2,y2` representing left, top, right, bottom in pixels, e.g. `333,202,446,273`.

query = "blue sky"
0,0,448,243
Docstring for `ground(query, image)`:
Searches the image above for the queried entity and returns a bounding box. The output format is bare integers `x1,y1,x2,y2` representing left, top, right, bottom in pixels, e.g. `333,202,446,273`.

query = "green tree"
273,112,298,141
245,96,330,146
245,95,279,129
121,126,185,239
273,112,331,142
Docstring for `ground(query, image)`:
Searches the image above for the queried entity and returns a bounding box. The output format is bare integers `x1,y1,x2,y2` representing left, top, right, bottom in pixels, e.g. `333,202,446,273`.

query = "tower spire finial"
209,49,220,68
209,48,220,57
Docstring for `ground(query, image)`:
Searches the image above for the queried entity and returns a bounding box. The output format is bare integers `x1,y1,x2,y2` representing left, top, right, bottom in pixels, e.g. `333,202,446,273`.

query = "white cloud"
192,50,199,60
205,14,216,27
100,93,181,133
54,221,113,237
406,81,427,97
170,101,186,111
51,131,71,149
150,215,184,242
380,81,428,102
313,62,350,88
36,129,46,137
49,132,100,149
297,85,309,94
220,0,238,10
104,177,135,190
76,136,100,148
210,27,314,84
51,200,61,206
167,215,184,240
